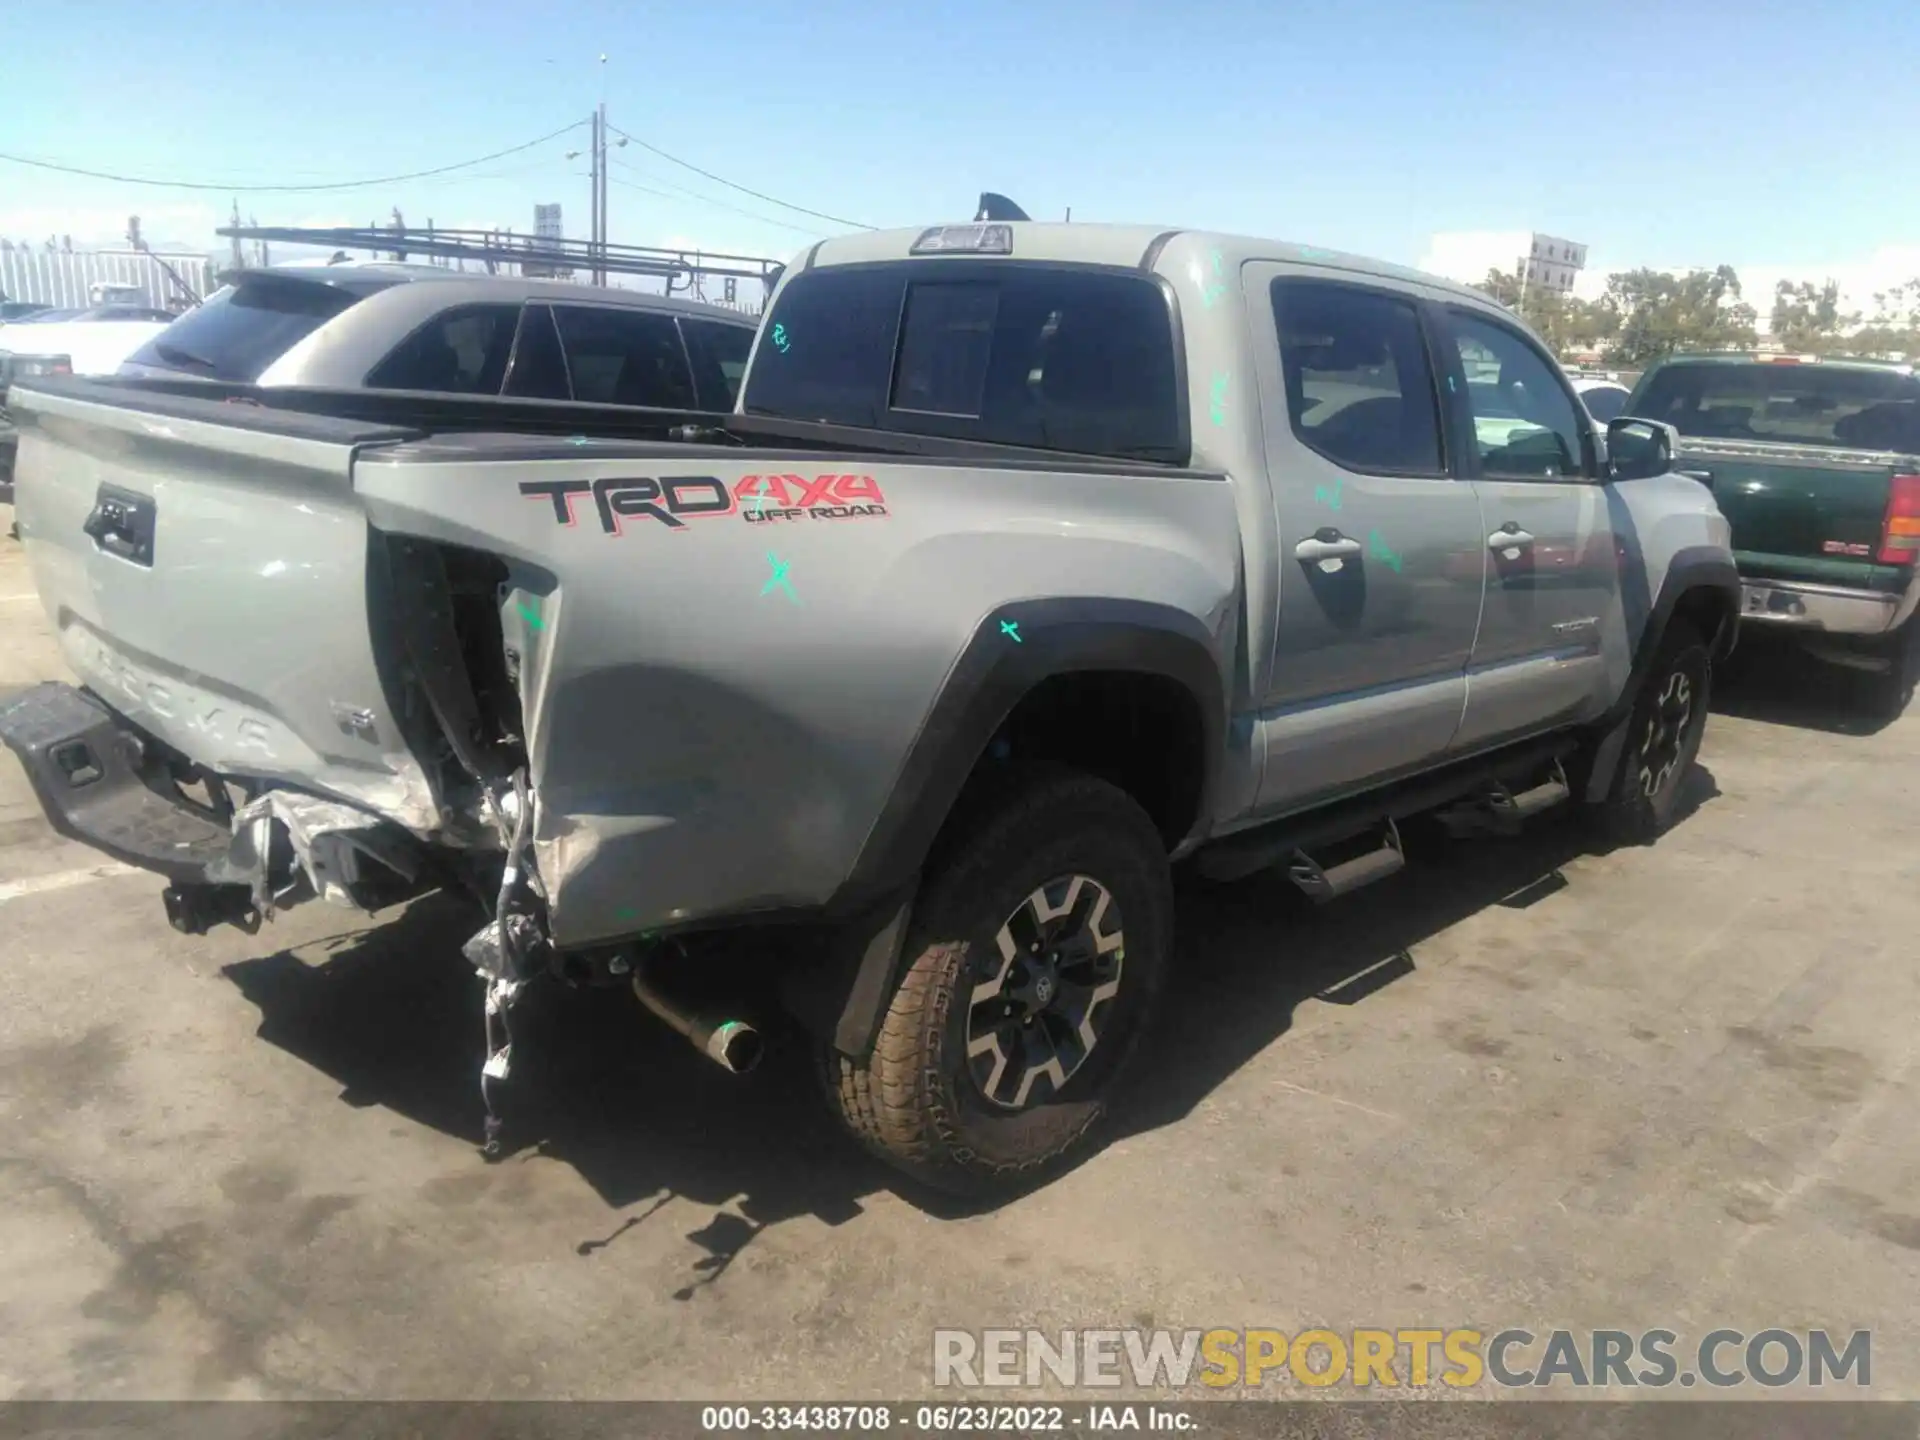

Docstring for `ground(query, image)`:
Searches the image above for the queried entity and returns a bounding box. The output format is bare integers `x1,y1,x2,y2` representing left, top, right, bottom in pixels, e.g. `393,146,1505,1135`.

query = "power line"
606,161,827,238
0,122,588,194
606,124,874,231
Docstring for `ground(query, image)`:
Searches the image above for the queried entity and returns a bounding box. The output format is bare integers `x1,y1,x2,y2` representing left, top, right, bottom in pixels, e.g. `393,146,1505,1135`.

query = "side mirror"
1605,417,1677,482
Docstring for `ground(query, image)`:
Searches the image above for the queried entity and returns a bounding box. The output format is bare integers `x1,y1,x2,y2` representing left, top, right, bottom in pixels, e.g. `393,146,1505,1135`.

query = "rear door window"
743,263,1186,463
502,303,572,400
1632,363,1920,450
120,275,384,381
680,317,754,409
365,303,520,393
552,305,697,410
1271,279,1445,476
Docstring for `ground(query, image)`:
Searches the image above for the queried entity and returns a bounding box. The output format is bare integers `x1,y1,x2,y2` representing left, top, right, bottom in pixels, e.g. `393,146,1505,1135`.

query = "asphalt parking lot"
1,510,1917,1405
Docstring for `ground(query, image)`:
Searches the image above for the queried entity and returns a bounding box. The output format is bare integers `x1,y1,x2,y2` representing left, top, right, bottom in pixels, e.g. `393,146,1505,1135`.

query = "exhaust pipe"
630,969,763,1074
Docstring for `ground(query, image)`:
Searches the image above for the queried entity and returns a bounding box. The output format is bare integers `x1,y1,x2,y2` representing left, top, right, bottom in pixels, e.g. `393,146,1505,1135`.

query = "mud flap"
778,881,917,1060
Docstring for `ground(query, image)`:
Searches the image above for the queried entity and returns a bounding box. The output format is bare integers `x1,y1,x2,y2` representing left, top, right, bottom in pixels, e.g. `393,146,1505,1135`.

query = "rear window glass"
681,317,754,409
552,305,697,410
366,303,519,394
1632,363,1920,451
121,277,376,381
1580,385,1630,423
742,264,1186,464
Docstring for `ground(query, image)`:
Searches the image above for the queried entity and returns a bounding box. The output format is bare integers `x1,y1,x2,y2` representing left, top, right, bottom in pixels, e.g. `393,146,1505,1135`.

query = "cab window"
1446,312,1586,480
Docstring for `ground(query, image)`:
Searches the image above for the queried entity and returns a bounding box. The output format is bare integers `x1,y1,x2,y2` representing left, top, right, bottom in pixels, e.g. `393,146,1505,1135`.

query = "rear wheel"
1593,619,1711,845
820,768,1172,1196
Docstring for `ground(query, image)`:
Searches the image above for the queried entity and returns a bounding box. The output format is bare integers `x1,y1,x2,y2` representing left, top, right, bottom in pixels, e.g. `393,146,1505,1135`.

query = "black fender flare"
1581,547,1741,802
787,598,1229,1059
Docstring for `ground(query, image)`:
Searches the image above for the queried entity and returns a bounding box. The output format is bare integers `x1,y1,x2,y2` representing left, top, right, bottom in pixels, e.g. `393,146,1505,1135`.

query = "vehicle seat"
1834,402,1920,452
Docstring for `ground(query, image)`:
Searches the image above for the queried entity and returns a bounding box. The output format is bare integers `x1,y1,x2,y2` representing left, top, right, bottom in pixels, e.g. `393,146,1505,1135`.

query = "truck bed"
3,374,1241,946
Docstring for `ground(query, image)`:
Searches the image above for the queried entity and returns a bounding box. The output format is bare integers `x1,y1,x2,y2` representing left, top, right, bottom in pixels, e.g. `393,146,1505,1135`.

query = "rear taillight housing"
1878,474,1920,565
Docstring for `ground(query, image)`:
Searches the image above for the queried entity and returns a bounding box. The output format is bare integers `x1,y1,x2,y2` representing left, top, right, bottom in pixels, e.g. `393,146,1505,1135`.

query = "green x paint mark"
1000,619,1022,642
516,602,544,631
761,552,798,603
1209,372,1230,427
1314,477,1343,511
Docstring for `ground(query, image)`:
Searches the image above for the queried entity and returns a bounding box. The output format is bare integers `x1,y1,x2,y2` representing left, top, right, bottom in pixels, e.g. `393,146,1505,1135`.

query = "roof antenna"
974,193,1030,223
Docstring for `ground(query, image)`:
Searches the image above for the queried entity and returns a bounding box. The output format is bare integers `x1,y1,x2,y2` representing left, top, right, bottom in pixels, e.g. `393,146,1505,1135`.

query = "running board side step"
1191,734,1578,885
1437,759,1572,837
1287,819,1404,902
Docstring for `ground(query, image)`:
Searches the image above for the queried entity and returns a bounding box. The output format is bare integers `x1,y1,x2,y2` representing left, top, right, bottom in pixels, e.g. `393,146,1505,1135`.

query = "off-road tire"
820,767,1173,1196
1594,619,1711,845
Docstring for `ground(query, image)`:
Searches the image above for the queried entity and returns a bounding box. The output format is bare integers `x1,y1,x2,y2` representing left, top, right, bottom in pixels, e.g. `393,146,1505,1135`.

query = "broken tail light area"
1877,474,1920,566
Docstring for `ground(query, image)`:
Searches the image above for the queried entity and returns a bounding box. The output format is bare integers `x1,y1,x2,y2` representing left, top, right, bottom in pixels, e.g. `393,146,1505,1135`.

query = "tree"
1472,268,1619,359
1604,266,1757,368
1770,279,1858,354
1851,279,1919,359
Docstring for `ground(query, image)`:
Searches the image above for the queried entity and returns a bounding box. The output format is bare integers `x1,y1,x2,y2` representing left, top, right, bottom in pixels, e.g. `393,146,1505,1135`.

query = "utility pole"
229,199,244,270
594,102,609,285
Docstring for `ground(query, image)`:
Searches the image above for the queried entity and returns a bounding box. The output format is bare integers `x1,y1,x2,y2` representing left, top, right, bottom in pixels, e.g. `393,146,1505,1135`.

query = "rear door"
1247,269,1487,812
1438,305,1623,747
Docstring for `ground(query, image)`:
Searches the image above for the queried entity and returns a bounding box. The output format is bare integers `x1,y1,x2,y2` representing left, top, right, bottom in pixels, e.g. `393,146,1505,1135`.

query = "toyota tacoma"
0,214,1738,1194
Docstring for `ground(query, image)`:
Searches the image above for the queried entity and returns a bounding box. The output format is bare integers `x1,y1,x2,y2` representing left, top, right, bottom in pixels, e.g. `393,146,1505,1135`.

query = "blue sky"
3,0,1917,301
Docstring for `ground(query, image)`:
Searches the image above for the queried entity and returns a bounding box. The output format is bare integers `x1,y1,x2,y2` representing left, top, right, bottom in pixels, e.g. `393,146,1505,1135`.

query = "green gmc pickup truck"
1627,354,1920,716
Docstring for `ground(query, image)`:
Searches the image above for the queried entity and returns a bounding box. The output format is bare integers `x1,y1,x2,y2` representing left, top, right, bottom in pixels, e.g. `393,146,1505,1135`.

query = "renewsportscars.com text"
932,1327,1871,1390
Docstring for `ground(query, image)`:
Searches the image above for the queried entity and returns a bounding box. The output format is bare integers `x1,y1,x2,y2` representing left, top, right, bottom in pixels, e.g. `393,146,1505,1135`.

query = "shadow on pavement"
221,784,1715,1239
1713,631,1899,736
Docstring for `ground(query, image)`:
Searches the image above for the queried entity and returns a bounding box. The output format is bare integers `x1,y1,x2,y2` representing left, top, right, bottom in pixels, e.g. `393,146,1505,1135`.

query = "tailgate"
7,378,445,831
1677,437,1902,586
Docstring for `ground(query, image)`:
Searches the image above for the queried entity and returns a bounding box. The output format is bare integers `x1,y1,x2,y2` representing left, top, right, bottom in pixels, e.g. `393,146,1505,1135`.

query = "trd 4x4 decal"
520,476,732,534
520,472,888,534
736,473,888,524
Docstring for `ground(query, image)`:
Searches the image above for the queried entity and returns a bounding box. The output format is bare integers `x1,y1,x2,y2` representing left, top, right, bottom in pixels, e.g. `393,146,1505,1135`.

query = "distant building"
1421,231,1595,299
523,203,572,279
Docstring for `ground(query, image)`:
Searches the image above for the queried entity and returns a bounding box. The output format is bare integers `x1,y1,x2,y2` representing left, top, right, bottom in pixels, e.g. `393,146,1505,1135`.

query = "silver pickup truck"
0,218,1738,1195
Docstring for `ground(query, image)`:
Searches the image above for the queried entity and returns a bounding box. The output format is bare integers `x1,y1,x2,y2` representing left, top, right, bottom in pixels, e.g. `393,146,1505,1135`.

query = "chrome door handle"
1295,534,1363,563
1488,526,1535,552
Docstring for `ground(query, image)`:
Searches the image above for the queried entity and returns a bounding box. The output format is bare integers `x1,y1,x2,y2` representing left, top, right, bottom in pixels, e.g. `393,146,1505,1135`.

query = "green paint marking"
761,552,798,603
1313,477,1343,511
517,602,544,631
1208,372,1230,427
1368,529,1404,574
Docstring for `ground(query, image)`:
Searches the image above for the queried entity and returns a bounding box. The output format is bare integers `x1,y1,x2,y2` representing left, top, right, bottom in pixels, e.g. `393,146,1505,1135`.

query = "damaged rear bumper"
0,681,435,930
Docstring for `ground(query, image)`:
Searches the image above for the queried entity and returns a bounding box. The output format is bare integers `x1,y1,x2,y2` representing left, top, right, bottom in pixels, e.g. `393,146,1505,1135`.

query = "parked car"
1,308,179,503
0,301,50,323
1573,376,1633,424
0,219,1736,1196
1624,353,1920,716
117,262,758,413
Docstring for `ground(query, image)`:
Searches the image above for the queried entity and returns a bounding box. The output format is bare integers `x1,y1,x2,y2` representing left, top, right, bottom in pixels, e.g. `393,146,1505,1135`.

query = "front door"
1247,269,1489,814
1437,306,1625,749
